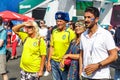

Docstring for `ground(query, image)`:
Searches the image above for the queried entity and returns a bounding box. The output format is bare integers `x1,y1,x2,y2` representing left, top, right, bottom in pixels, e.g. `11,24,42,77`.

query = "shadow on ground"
9,78,17,80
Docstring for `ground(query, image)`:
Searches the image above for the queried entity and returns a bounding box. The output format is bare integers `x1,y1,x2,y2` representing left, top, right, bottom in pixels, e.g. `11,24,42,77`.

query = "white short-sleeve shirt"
80,25,116,79
39,28,48,39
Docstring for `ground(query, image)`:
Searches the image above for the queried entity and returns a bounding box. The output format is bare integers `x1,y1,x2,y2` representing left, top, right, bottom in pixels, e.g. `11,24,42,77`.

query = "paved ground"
0,45,115,80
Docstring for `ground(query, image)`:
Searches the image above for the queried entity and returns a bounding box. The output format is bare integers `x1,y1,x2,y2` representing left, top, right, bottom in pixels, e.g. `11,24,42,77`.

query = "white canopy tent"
44,0,76,27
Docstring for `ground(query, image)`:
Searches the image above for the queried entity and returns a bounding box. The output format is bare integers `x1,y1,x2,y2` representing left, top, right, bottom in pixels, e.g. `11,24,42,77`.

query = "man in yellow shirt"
47,11,75,80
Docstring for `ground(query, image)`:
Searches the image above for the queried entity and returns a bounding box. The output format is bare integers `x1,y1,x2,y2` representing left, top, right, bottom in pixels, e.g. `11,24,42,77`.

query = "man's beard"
85,21,95,29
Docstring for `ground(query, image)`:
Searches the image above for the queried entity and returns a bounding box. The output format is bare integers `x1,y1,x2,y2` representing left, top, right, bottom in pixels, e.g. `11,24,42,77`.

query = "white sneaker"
43,71,50,76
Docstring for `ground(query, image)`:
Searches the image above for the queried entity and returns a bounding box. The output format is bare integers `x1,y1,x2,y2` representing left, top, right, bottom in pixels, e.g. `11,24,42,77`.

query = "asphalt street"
0,45,115,80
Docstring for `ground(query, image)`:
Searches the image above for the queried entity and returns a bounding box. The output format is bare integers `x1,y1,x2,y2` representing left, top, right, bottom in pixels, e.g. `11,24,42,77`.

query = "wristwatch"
98,62,103,69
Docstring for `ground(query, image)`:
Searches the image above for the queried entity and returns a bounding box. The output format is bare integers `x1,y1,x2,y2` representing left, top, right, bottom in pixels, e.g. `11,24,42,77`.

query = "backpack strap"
22,37,28,45
38,37,41,46
0,28,5,33
22,37,41,46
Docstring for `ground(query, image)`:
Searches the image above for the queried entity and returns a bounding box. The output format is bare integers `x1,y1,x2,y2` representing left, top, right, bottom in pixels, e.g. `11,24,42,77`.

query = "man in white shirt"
79,7,118,80
38,20,49,76
39,20,48,41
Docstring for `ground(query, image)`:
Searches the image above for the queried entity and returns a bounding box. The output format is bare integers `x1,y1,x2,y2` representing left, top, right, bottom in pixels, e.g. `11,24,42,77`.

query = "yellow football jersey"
50,28,75,62
18,32,46,72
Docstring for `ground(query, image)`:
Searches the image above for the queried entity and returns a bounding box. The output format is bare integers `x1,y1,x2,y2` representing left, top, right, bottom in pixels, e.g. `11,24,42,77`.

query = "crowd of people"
0,6,120,80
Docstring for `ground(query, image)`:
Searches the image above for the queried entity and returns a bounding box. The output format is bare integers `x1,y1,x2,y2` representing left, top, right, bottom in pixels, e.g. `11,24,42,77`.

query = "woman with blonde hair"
12,21,47,80
60,20,86,80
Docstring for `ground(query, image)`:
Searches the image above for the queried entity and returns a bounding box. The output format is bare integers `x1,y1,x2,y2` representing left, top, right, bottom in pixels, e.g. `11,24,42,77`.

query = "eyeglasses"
75,25,83,27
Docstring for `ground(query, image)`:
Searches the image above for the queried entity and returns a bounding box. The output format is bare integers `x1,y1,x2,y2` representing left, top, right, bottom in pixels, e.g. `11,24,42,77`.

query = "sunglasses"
26,26,34,28
40,22,44,24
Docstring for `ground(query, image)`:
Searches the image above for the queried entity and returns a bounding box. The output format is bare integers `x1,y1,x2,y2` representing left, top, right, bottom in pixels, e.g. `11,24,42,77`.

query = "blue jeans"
114,69,120,80
51,59,68,80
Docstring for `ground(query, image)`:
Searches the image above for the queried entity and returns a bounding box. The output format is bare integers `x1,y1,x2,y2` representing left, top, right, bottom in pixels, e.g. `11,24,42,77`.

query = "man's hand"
60,59,65,69
47,61,51,72
37,70,43,77
84,63,99,76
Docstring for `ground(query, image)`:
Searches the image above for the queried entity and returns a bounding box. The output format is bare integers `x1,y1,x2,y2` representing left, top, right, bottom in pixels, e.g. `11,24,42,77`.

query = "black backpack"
6,49,11,62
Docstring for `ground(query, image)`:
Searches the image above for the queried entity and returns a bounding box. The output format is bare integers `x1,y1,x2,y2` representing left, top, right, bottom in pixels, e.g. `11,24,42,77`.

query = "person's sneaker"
43,70,50,76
